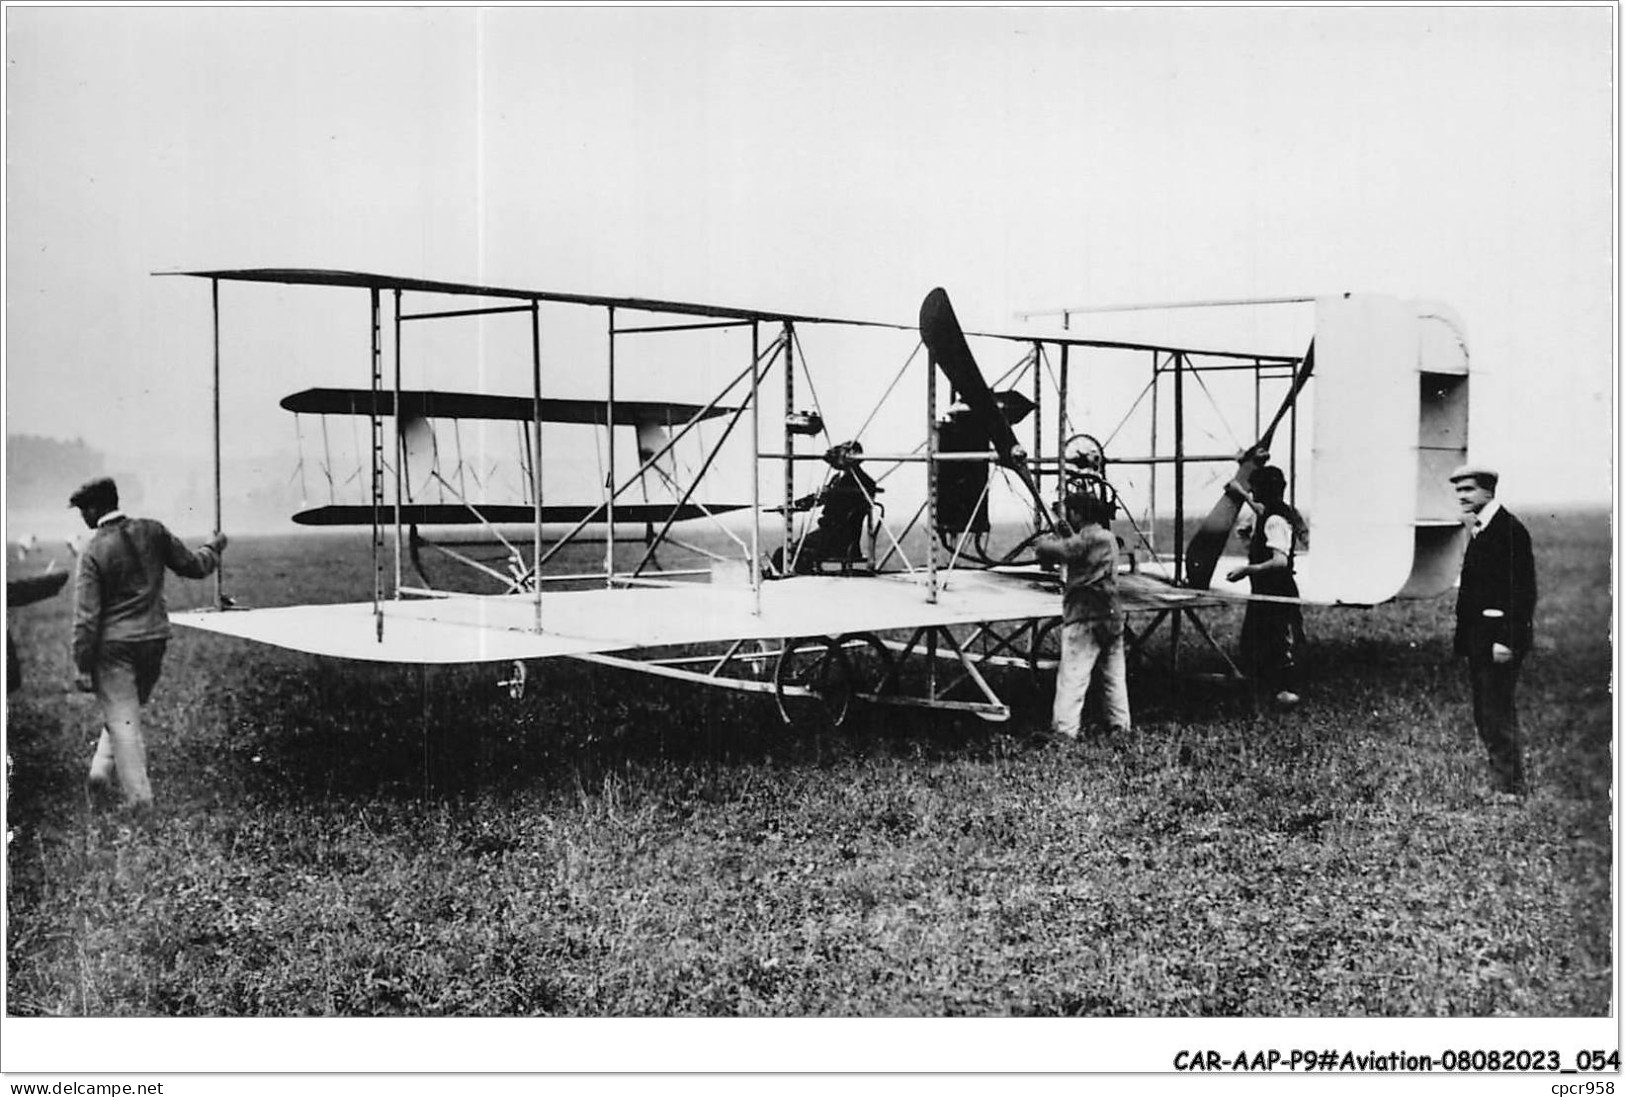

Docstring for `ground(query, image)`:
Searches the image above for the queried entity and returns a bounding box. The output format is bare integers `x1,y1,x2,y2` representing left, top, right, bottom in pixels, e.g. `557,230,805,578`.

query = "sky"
4,5,1614,541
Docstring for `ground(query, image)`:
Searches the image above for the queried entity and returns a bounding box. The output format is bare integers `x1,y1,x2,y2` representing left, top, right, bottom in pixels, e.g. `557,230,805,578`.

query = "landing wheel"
774,637,854,727
499,660,528,700
833,632,896,702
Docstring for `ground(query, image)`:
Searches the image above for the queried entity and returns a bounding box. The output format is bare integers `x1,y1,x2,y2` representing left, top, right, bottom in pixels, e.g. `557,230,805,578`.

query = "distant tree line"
6,434,144,513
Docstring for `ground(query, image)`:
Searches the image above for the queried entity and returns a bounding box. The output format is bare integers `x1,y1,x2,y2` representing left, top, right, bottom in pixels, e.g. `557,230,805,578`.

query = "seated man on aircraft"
778,440,882,575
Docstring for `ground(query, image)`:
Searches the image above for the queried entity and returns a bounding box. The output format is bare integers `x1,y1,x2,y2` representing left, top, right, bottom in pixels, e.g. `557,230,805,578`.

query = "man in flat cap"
777,440,881,574
1035,487,1131,742
1449,464,1537,799
69,476,228,813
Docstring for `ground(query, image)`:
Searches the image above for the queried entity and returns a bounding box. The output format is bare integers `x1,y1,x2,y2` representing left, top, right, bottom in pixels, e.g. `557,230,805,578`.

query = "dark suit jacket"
1454,505,1537,657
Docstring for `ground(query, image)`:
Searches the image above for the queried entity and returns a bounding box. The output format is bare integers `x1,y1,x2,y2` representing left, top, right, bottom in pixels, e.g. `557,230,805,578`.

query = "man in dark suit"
1449,464,1537,798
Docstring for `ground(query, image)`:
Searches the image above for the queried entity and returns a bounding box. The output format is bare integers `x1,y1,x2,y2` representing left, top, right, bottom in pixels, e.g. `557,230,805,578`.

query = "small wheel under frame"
773,633,896,727
774,636,854,726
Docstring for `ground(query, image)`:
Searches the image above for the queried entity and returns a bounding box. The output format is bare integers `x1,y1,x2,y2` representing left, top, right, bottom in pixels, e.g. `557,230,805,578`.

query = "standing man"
1449,464,1537,798
1225,464,1306,708
69,477,227,812
1035,490,1130,741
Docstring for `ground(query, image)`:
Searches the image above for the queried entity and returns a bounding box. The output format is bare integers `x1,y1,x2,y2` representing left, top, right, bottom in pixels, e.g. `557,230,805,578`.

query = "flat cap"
68,476,118,509
1447,463,1499,489
823,439,864,468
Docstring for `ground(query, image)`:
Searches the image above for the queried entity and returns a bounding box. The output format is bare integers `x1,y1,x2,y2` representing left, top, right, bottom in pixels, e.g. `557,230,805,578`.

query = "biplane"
163,268,1470,725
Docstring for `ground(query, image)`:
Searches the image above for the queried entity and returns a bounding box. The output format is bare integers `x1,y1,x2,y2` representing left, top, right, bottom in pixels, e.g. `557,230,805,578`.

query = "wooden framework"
163,269,1461,725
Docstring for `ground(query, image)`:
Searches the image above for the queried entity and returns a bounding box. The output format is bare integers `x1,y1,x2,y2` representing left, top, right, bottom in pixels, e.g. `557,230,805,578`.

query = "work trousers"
1052,618,1131,739
1468,650,1527,795
1239,601,1300,693
88,639,168,807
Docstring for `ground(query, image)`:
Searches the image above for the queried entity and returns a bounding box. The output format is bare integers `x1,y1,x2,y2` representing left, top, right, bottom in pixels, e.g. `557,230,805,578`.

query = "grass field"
3,509,1613,1016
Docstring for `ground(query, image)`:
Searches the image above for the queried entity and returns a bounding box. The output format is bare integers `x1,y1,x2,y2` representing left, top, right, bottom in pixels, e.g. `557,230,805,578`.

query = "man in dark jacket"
1449,464,1536,798
69,477,227,811
779,441,881,574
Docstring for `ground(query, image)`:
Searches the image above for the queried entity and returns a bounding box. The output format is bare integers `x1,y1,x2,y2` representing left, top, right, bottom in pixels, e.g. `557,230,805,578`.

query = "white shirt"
1473,500,1501,535
1263,513,1294,556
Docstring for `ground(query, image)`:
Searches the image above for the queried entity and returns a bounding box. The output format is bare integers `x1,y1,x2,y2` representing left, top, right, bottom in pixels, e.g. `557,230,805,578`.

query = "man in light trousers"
1035,490,1130,741
69,476,226,812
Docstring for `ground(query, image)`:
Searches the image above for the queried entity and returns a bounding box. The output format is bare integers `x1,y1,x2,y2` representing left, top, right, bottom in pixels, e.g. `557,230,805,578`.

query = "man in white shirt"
1225,465,1304,708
